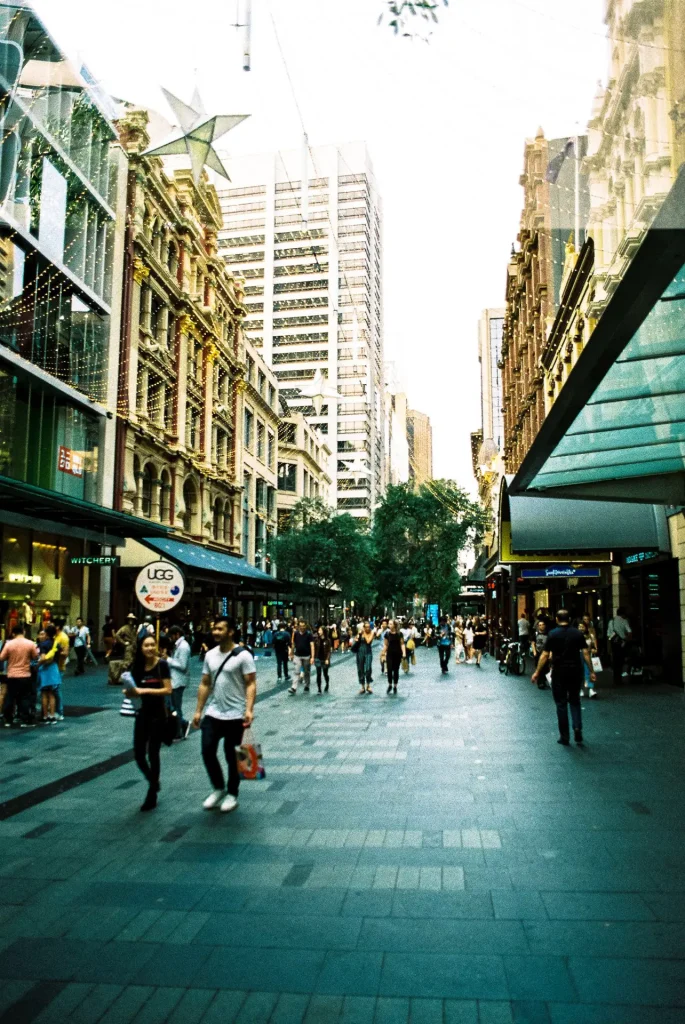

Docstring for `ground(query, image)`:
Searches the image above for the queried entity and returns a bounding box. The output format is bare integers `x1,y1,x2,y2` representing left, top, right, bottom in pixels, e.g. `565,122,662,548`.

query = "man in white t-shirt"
192,616,257,813
517,612,530,657
73,617,91,676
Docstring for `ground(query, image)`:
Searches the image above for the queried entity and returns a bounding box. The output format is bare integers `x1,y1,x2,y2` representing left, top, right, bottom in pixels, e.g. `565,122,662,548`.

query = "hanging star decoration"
142,87,249,184
340,455,371,478
297,369,341,416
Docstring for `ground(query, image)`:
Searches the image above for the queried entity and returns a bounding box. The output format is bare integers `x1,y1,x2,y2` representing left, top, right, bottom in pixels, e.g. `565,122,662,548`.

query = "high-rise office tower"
406,409,433,487
217,142,384,519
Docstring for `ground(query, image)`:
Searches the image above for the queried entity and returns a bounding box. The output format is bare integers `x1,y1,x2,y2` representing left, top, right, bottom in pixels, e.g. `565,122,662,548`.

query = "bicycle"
498,639,526,676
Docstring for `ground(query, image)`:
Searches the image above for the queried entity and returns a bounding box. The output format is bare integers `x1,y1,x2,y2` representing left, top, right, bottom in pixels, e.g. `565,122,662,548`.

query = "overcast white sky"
37,0,608,487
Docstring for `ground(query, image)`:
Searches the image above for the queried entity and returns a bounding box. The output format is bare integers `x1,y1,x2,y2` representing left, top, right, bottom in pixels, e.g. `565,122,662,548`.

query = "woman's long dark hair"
130,636,158,686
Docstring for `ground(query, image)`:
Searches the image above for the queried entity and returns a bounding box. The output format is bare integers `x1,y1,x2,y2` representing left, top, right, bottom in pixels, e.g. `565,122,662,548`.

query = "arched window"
160,469,171,524
141,463,154,518
167,242,179,278
213,497,223,542
183,478,198,534
223,505,233,546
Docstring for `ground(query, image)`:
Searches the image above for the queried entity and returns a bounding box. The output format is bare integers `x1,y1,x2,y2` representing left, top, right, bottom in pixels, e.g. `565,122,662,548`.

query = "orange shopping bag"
235,727,266,780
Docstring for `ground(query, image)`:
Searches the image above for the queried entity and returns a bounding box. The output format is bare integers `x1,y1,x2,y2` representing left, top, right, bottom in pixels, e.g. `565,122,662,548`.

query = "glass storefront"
0,526,83,636
0,367,100,500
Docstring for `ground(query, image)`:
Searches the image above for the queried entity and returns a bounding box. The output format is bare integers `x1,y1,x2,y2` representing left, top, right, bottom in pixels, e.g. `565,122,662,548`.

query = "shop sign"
57,445,84,477
520,565,601,579
135,560,185,612
8,573,41,584
624,550,659,565
426,603,439,624
70,555,120,567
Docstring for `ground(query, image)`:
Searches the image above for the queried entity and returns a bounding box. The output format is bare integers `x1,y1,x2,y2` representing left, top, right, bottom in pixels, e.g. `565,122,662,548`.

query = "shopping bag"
236,727,266,780
591,656,603,672
401,657,409,673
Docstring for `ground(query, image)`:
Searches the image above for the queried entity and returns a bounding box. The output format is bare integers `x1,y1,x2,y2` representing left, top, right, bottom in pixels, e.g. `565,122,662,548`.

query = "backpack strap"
211,645,245,688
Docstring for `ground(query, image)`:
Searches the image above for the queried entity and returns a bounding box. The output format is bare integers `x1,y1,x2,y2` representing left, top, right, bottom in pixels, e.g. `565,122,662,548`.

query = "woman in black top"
472,616,488,667
123,635,172,811
381,620,406,695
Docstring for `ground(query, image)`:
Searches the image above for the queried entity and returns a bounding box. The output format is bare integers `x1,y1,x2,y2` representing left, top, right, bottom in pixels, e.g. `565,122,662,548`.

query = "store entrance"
623,559,682,686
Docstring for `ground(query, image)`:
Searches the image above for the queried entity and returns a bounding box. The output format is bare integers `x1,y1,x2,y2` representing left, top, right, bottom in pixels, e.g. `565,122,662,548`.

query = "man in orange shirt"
0,625,39,727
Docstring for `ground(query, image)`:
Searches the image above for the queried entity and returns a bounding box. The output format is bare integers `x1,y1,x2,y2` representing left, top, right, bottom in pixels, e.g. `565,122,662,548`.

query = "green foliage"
372,480,487,610
269,498,374,603
379,0,449,36
270,482,486,613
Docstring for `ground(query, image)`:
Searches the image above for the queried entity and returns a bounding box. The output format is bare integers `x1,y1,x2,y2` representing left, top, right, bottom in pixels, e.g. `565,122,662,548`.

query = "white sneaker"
220,794,238,813
203,789,225,810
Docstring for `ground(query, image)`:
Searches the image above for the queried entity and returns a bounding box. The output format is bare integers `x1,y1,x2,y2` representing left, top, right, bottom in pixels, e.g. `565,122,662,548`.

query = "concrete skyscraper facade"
216,142,384,520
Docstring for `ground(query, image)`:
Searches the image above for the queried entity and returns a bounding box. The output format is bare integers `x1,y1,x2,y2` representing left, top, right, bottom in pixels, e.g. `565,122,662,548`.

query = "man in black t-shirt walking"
532,608,596,745
272,622,292,681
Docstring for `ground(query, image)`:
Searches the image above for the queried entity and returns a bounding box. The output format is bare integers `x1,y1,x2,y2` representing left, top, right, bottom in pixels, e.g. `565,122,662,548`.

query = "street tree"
372,480,487,611
269,498,374,605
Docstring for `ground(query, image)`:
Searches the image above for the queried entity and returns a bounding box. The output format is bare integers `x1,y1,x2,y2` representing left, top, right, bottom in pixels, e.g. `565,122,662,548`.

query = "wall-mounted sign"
8,573,42,584
520,565,602,579
426,603,439,625
624,550,659,565
135,560,185,613
70,555,120,567
57,445,83,477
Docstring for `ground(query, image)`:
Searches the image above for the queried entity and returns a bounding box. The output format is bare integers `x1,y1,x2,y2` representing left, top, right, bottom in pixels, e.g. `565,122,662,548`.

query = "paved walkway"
1,648,684,1022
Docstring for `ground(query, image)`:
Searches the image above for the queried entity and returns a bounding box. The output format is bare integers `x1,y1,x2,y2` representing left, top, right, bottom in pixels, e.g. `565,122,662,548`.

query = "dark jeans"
170,686,187,735
387,655,401,686
611,638,625,681
357,646,373,685
551,673,582,738
3,676,33,723
438,645,450,671
75,646,86,674
201,715,244,796
315,660,329,689
275,647,290,679
133,715,163,787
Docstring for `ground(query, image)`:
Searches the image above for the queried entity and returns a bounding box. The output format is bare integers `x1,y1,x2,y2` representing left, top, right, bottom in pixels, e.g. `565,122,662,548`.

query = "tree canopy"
269,481,486,615
372,481,487,611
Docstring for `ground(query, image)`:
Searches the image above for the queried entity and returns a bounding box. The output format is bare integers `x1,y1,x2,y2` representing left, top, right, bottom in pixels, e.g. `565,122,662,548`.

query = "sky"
36,0,608,487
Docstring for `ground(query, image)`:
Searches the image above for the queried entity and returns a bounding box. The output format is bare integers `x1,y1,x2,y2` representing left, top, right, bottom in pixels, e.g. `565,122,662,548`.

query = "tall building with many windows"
217,142,384,520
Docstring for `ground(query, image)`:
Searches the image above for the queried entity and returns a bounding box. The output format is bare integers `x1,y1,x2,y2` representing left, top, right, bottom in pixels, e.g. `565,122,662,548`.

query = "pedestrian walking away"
607,606,632,684
382,619,406,694
472,615,488,667
532,608,596,746
272,621,292,681
289,619,315,694
0,624,39,727
192,616,257,814
122,635,172,811
313,624,332,693
166,624,191,738
517,611,530,660
352,620,375,694
437,616,452,674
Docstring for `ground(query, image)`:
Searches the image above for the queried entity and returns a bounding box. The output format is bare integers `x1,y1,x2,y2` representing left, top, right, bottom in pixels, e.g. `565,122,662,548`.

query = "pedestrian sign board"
135,560,184,613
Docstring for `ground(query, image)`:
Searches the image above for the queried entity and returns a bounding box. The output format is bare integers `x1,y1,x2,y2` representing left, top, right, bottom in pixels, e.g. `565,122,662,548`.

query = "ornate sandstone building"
114,107,249,551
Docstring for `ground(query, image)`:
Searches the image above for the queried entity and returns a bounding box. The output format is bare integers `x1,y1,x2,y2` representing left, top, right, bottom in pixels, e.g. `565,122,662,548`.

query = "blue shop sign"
624,551,659,565
520,565,602,579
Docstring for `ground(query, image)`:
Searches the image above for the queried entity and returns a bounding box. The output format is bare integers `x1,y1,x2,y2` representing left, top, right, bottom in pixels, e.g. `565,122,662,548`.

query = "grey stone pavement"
1,647,685,1023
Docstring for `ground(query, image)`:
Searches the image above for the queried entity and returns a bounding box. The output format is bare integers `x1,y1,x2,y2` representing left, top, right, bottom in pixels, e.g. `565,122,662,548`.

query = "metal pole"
243,0,252,71
156,616,160,649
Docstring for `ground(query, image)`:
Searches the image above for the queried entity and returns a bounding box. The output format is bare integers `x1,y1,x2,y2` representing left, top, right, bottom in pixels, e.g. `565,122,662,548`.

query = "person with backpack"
192,616,256,814
607,606,632,684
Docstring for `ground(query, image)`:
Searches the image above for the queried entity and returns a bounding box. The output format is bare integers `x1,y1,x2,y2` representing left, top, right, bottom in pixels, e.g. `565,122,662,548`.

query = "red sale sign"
58,446,84,477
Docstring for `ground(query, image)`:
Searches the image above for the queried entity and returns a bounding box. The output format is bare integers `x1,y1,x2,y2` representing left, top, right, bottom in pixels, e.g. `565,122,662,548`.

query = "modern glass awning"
511,165,685,504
